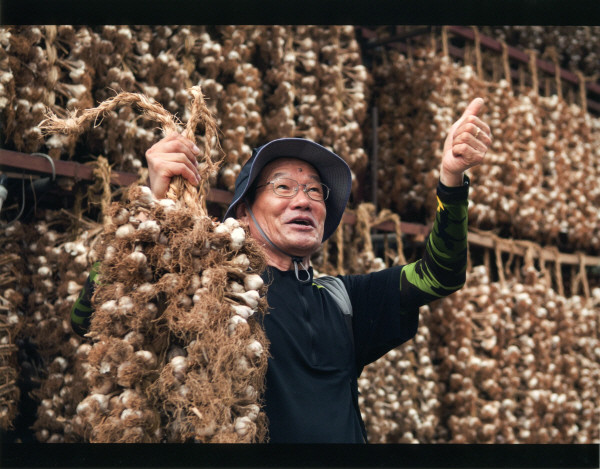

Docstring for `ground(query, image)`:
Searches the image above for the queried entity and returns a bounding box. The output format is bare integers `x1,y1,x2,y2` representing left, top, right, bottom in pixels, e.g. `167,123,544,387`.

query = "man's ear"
235,202,249,225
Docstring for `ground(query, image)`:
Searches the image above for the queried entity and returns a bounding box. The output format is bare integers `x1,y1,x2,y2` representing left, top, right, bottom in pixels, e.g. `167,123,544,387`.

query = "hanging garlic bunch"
358,308,440,443
431,263,598,443
84,25,147,173
94,25,137,98
0,221,27,431
0,303,20,431
53,26,95,111
214,26,265,191
314,26,370,181
40,85,270,443
345,203,387,274
1,26,52,153
196,28,225,80
370,48,462,218
259,26,297,139
0,27,15,125
9,212,98,442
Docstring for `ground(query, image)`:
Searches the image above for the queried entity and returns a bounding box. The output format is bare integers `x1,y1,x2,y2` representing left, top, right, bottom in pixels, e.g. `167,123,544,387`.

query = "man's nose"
291,187,312,206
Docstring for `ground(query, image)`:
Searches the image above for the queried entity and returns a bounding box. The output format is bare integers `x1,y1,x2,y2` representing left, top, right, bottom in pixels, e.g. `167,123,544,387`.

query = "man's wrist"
437,174,470,202
439,171,464,187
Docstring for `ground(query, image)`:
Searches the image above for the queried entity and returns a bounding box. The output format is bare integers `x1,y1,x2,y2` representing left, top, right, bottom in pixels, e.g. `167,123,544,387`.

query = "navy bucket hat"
223,138,352,242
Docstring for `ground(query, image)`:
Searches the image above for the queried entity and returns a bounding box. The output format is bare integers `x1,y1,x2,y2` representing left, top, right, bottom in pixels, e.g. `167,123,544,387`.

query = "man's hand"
145,132,202,198
440,97,492,187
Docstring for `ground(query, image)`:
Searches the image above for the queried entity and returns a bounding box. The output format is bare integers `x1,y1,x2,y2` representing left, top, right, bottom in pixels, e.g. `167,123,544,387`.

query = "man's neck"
263,246,310,272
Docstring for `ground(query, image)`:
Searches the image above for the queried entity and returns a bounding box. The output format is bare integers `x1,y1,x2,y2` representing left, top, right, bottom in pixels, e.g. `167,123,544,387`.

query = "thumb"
460,97,484,119
447,97,484,138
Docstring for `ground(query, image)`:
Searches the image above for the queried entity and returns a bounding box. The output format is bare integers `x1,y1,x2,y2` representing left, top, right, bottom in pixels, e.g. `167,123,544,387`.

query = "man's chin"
279,237,321,258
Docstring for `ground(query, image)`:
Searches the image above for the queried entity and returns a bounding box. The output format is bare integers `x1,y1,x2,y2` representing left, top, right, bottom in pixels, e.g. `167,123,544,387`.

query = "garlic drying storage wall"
0,25,599,444
355,262,600,444
368,46,600,254
0,25,371,198
479,26,600,78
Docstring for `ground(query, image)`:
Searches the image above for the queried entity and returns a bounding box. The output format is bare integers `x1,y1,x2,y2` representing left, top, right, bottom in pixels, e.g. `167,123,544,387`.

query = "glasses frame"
256,177,330,202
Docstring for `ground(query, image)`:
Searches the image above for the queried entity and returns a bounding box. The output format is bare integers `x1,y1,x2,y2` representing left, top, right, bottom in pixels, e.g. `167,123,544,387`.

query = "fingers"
454,120,492,149
446,97,487,139
461,97,484,119
150,133,201,166
451,119,491,172
145,134,203,198
450,111,492,165
169,132,202,161
451,142,486,165
441,97,492,184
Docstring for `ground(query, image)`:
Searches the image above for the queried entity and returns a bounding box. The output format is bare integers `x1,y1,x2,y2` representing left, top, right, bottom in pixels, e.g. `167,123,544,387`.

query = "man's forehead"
260,158,321,180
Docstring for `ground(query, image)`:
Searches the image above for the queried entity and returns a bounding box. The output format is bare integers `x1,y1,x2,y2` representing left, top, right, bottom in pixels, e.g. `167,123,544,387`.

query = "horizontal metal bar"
468,231,600,267
0,149,234,205
0,149,138,186
209,188,233,205
341,211,432,237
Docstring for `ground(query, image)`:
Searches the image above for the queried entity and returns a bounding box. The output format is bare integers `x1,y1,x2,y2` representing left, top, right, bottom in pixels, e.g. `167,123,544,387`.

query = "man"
72,97,491,443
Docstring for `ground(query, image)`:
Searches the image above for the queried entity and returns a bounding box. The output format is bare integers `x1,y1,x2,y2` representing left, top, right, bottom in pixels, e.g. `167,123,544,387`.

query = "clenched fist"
145,132,202,198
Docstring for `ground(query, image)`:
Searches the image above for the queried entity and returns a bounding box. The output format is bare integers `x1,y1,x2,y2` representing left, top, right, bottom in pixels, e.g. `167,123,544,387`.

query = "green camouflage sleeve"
399,177,469,307
70,261,100,337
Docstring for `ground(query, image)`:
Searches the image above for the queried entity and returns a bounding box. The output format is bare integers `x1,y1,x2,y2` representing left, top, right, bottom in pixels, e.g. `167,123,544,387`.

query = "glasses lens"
272,178,297,197
305,182,326,201
270,178,329,201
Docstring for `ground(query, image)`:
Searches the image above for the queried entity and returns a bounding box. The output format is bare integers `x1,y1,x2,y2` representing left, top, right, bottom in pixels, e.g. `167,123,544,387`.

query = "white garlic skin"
234,416,253,437
230,227,246,249
116,223,135,239
214,223,231,235
245,340,263,360
244,274,264,291
231,304,254,319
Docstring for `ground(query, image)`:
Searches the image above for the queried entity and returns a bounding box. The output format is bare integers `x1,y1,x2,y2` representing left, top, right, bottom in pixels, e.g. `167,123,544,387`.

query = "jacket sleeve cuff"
437,174,470,203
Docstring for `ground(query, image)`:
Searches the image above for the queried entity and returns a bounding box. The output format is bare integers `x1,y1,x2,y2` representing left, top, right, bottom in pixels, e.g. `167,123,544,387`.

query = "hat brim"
223,138,352,242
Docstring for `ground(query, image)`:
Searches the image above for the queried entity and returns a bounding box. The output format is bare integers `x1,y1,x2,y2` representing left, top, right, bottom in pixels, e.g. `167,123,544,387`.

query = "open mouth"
288,218,314,228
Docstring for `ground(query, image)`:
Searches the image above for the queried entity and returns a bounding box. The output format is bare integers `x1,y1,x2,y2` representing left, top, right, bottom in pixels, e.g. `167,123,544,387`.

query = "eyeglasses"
256,177,330,201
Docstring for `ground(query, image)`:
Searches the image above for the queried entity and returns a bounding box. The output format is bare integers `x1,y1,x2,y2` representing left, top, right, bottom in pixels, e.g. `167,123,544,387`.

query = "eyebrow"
270,171,321,182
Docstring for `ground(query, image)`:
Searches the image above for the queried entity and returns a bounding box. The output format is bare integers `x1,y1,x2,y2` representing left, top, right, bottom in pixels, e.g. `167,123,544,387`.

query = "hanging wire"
2,153,57,226
3,171,26,226
31,153,56,181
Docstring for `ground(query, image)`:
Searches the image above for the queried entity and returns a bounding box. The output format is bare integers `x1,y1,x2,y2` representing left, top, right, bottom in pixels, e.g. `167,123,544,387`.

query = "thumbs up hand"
440,97,492,187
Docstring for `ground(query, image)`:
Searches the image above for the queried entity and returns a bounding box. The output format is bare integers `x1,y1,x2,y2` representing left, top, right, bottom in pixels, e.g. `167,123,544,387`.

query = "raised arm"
400,97,491,305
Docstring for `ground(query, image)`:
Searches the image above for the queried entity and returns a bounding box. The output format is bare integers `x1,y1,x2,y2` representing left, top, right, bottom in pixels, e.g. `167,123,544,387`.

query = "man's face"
238,158,326,259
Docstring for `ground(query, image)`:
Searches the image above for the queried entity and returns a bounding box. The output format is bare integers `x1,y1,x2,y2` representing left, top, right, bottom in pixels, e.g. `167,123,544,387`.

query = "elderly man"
72,98,491,443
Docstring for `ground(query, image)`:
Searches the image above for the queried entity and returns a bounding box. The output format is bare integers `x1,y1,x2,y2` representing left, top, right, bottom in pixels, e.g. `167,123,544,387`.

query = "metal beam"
468,230,600,268
0,149,234,205
0,149,138,186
